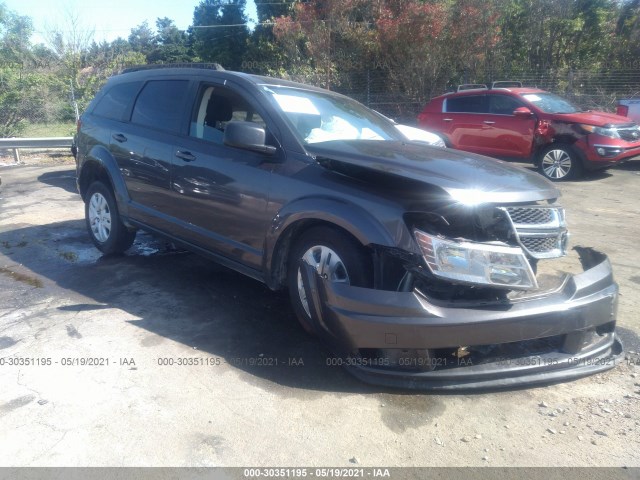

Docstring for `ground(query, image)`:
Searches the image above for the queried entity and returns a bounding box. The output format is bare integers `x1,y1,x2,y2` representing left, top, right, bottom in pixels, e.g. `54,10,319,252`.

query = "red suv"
418,82,640,180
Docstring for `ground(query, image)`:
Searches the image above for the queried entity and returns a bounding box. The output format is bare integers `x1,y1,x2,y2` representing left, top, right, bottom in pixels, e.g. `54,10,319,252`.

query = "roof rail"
491,81,522,89
121,63,225,74
457,84,488,92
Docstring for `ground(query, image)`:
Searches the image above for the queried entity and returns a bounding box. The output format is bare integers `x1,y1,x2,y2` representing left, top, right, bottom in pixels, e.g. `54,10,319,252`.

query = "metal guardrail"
0,137,74,162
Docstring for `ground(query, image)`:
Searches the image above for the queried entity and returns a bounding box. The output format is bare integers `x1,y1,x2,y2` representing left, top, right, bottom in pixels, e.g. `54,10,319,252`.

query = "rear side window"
92,82,141,121
446,95,487,113
131,80,190,133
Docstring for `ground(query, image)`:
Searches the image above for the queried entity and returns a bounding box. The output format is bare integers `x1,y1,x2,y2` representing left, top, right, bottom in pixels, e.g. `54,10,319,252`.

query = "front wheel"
85,181,136,254
538,144,583,181
287,226,372,333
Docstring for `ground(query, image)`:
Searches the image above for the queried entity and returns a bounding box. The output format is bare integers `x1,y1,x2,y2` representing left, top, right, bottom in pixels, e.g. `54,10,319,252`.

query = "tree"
128,21,157,58
147,17,192,63
375,1,449,99
613,0,640,68
0,7,33,65
273,0,377,88
255,0,292,23
498,0,617,72
43,9,98,121
191,0,249,70
0,5,47,135
242,0,295,75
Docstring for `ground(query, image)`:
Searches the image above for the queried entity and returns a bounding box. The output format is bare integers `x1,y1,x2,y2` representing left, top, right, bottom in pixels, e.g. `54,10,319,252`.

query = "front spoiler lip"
345,334,623,391
300,248,622,390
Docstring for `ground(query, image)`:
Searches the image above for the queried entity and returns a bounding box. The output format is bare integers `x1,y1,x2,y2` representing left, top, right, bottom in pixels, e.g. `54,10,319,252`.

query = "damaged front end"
299,200,622,390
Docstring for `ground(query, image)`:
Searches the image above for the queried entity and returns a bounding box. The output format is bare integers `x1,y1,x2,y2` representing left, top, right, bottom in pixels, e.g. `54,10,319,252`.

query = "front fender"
264,196,401,288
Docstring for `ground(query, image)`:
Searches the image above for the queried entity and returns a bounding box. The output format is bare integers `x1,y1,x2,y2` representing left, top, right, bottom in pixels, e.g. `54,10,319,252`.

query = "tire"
287,226,373,333
85,181,136,254
538,144,583,181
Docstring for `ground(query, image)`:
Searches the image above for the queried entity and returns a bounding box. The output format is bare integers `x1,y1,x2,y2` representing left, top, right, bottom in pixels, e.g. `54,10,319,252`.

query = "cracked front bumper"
300,249,622,390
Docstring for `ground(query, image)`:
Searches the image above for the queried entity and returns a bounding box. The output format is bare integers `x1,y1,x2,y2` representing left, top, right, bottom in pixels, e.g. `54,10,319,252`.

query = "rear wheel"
287,226,372,333
538,144,583,181
85,181,136,254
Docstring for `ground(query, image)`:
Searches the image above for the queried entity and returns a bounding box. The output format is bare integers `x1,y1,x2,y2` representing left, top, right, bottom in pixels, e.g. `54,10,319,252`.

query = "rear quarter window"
92,82,142,121
131,80,190,133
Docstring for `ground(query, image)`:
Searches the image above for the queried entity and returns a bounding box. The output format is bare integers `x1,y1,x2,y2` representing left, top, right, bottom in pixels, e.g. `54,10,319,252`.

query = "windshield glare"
263,86,401,144
520,92,581,114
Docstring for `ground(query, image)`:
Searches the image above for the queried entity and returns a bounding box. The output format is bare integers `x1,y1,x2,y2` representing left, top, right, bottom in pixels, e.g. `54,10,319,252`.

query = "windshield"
520,92,581,114
263,85,402,144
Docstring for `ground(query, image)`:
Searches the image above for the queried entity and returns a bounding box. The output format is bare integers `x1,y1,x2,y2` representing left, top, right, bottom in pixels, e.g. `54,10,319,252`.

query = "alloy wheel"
541,149,573,179
88,192,112,243
296,245,350,317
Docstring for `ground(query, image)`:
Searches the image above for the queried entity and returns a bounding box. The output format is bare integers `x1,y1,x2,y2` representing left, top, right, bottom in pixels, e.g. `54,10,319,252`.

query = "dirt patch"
0,266,43,288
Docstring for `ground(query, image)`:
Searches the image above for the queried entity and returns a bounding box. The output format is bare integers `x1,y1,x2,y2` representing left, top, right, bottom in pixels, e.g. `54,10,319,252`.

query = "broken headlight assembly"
414,229,538,290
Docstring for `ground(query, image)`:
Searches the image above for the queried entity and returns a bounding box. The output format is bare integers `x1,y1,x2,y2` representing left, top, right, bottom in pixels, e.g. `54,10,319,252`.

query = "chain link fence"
0,64,78,139
335,68,640,124
2,62,640,138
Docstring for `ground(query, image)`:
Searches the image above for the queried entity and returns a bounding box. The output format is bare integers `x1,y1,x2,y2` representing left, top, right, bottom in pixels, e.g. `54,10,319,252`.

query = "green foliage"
613,0,640,68
148,18,192,63
0,0,639,139
191,0,249,70
22,121,75,137
497,0,618,72
0,5,33,65
0,67,45,136
128,21,156,56
254,0,293,23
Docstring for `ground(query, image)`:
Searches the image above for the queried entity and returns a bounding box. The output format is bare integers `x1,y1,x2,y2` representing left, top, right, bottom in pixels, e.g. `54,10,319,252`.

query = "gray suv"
75,65,621,389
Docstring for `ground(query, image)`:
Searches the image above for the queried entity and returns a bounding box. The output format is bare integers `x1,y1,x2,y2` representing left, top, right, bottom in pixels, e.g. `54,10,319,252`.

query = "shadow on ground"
615,160,640,172
1,209,376,395
37,169,77,194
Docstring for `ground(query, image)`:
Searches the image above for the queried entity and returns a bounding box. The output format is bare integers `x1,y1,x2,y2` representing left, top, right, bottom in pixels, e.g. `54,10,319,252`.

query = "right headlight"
414,229,538,290
580,124,620,139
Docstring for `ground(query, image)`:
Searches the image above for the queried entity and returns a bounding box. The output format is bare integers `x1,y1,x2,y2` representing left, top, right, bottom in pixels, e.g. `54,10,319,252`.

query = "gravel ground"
0,152,638,469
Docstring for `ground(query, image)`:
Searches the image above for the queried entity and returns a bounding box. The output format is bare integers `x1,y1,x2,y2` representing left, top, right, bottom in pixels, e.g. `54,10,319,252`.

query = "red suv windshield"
520,92,581,114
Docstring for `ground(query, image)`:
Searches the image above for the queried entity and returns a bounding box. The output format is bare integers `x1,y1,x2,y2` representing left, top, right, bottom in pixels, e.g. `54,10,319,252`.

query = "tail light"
76,118,82,133
616,105,629,117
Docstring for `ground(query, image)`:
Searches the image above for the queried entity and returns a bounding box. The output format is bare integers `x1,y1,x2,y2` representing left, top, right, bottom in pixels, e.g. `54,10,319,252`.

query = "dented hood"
555,111,636,127
306,140,560,204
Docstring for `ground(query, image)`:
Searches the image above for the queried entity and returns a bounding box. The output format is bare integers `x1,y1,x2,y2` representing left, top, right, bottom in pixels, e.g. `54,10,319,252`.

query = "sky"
2,0,259,45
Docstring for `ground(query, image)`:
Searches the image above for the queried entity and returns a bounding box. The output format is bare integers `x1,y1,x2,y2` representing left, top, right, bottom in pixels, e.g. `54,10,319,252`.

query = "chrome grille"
505,207,553,225
521,236,563,253
501,206,568,259
618,127,640,142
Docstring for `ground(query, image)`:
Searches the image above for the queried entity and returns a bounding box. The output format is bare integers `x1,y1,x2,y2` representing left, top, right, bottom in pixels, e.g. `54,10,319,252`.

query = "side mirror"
224,121,277,155
513,107,534,118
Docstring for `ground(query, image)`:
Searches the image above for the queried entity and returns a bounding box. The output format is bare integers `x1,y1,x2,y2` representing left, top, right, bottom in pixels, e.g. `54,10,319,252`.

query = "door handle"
483,121,495,125
175,150,196,162
443,118,453,122
112,133,127,143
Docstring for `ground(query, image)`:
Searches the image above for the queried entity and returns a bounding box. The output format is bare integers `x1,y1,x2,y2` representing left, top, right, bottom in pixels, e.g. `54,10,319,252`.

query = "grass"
20,122,76,138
